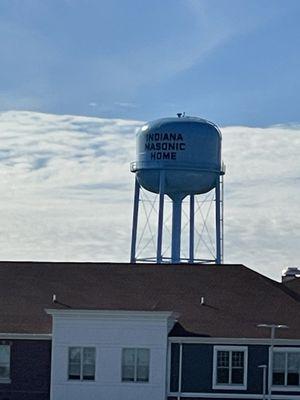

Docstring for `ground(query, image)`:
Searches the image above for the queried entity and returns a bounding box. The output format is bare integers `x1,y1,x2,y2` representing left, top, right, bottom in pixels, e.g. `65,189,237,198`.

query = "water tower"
130,115,225,264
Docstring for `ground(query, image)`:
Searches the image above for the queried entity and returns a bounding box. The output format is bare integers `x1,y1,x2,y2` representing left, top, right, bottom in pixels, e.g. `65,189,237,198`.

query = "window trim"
67,346,96,382
121,348,150,383
212,346,248,390
0,344,11,383
272,347,300,391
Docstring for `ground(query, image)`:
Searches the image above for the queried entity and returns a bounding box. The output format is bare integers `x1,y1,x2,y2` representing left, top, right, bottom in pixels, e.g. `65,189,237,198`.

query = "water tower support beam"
156,171,165,263
221,174,224,262
171,196,183,263
215,175,223,264
130,177,140,263
189,194,195,263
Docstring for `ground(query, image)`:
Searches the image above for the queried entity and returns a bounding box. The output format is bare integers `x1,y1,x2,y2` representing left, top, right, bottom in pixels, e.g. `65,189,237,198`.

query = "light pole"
258,364,267,400
257,324,288,400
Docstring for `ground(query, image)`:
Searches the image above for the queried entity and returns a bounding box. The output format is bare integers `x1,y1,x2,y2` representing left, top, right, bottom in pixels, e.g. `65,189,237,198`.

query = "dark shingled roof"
0,261,300,338
282,278,300,301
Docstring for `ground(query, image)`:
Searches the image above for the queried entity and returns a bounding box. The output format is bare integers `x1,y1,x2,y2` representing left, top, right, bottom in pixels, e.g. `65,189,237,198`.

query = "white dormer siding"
47,309,176,400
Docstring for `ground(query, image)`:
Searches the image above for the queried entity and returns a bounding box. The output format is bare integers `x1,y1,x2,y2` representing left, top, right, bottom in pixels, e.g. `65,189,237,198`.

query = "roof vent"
282,267,300,282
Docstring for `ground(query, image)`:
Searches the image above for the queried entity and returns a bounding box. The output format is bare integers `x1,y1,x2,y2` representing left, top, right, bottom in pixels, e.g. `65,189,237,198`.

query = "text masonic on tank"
144,132,186,160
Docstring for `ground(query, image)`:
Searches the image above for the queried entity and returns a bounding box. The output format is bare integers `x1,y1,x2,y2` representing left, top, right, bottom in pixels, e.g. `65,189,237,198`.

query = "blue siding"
170,343,180,392
181,344,213,392
170,342,300,398
247,345,269,394
0,340,51,400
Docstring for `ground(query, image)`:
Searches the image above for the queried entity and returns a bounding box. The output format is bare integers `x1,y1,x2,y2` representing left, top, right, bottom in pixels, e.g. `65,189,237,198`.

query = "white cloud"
0,110,299,281
114,102,138,109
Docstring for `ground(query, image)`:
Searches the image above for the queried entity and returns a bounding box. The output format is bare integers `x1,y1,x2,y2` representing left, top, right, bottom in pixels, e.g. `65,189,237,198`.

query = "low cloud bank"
0,111,299,280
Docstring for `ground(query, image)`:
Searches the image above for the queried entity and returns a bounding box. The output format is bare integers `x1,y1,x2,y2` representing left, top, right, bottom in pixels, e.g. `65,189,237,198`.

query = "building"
0,261,300,399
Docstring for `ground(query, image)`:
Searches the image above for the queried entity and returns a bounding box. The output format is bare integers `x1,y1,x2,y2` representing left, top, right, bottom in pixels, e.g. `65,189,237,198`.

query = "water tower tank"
131,116,222,199
130,115,224,265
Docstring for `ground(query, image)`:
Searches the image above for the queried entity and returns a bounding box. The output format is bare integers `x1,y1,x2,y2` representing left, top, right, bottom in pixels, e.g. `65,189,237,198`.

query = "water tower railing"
134,257,217,264
131,161,222,174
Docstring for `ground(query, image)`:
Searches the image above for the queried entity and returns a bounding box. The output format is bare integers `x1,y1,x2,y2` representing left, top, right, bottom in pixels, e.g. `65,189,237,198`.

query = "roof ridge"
243,267,300,303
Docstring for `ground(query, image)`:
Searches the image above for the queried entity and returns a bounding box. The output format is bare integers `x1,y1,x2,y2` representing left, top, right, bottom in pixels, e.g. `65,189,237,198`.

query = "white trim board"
168,392,300,399
46,309,176,319
169,337,300,345
0,333,51,340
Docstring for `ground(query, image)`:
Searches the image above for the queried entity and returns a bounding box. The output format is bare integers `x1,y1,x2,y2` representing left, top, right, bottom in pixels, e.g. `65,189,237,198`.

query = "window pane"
0,365,9,379
122,366,135,381
217,351,229,367
0,346,10,364
287,353,300,386
232,351,244,368
137,365,149,382
122,349,135,366
217,351,230,384
232,368,244,384
231,352,244,385
273,352,285,386
137,349,149,382
69,363,81,380
137,349,149,366
0,346,10,379
69,347,81,362
122,349,135,381
273,372,285,385
287,373,299,386
217,368,229,383
83,348,95,380
69,347,81,380
288,353,300,372
273,353,285,371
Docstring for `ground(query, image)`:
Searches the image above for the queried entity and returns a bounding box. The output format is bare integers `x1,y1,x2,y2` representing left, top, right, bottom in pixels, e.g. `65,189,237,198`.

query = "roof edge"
169,337,300,344
0,333,51,340
46,309,178,320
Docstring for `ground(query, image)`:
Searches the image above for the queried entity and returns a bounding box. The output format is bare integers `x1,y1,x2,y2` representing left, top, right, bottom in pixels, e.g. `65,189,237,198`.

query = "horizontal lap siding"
170,343,180,392
181,344,213,392
0,340,51,400
247,345,269,394
170,343,270,394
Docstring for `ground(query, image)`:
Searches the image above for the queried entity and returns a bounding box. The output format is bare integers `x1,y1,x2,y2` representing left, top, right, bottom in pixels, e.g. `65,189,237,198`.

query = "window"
273,350,300,387
68,347,95,381
0,345,10,381
213,346,247,390
122,348,150,383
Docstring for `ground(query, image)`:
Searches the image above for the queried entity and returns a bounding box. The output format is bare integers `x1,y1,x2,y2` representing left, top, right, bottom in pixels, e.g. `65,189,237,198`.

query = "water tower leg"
221,174,224,262
156,171,165,263
171,197,182,263
215,175,222,264
130,177,140,263
189,194,195,263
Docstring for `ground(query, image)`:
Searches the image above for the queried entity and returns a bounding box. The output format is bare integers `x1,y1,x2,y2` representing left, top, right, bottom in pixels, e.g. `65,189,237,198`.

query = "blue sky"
1,0,300,125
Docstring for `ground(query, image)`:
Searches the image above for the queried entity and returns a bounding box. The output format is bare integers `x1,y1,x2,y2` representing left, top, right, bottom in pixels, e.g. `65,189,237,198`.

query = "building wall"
49,310,174,400
0,339,51,400
169,342,300,399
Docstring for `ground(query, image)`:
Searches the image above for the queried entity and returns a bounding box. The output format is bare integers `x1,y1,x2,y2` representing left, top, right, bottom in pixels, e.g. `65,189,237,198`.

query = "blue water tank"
131,116,222,198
